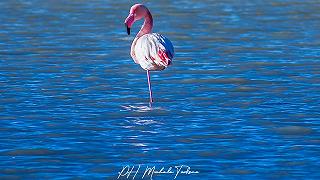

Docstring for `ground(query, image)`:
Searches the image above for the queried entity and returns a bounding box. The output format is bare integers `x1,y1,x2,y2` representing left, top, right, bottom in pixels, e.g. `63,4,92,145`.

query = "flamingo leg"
147,70,153,103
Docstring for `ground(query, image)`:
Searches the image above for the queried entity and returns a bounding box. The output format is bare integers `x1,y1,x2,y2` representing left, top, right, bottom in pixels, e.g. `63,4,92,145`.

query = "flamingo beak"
124,14,134,35
126,25,130,35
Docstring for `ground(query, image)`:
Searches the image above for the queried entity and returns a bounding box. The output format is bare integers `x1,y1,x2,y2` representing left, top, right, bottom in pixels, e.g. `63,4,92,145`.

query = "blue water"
0,0,320,179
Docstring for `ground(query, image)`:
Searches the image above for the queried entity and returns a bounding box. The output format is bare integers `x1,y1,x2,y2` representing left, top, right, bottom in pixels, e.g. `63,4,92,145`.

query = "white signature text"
117,165,199,179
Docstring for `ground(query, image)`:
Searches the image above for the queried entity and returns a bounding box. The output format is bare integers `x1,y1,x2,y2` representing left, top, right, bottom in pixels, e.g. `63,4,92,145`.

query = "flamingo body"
134,33,174,71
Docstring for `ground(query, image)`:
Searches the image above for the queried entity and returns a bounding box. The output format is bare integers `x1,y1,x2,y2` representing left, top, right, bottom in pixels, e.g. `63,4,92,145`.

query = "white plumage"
134,33,174,71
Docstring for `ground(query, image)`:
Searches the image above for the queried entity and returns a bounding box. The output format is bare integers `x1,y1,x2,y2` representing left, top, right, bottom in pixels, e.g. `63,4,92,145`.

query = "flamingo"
124,4,174,104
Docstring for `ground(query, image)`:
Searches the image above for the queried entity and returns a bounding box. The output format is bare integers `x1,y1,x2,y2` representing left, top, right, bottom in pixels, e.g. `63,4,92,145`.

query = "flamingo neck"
131,10,153,63
136,10,153,38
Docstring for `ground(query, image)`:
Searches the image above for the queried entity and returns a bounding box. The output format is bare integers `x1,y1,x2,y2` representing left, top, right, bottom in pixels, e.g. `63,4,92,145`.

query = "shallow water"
0,0,320,179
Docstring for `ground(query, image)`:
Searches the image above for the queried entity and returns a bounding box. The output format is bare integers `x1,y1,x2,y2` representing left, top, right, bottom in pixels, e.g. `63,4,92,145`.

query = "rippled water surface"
1,0,320,179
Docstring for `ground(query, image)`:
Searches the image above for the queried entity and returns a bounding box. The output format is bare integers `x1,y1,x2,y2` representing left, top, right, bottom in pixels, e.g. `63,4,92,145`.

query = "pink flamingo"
124,4,174,104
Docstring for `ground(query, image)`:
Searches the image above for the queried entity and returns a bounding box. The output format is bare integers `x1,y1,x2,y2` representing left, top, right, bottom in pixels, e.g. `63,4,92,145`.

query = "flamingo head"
124,4,148,35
